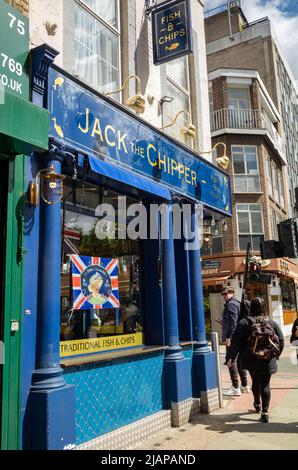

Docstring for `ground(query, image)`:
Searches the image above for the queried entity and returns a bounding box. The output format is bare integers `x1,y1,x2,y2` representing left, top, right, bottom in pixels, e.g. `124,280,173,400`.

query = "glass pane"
237,212,250,233
83,0,118,28
96,21,119,93
237,204,249,211
249,204,262,211
60,181,144,346
251,235,264,252
75,4,120,94
246,154,258,175
251,211,263,234
239,235,250,251
163,80,190,146
233,154,245,174
166,56,189,91
228,88,250,110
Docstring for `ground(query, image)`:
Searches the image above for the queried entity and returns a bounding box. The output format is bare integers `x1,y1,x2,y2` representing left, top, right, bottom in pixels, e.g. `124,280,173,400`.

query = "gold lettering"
191,171,197,186
118,131,128,153
180,28,186,37
91,117,104,141
171,159,178,175
178,163,184,179
147,143,157,166
105,125,116,147
78,107,90,134
158,153,167,172
185,167,191,184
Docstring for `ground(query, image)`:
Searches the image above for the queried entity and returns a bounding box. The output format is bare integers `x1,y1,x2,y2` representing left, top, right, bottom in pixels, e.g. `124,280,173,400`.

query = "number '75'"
8,13,26,36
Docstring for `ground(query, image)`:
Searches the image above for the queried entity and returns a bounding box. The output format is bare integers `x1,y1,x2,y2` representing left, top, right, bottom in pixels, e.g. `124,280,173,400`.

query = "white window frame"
232,145,261,193
74,0,121,95
266,155,273,197
164,56,192,147
236,203,264,251
227,86,251,111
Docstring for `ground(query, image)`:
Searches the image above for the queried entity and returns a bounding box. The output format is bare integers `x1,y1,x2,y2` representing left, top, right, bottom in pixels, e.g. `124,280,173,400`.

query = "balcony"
211,108,286,164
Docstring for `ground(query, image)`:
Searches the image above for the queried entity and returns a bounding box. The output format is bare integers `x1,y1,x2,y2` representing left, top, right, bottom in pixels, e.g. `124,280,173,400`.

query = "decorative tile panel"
64,351,165,445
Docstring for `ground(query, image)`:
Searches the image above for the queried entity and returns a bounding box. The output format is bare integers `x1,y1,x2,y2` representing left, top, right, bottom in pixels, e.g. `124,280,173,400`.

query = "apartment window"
232,146,261,193
271,162,279,202
163,56,191,147
278,170,285,207
270,208,278,240
237,204,264,252
228,87,251,110
266,156,273,197
74,0,120,94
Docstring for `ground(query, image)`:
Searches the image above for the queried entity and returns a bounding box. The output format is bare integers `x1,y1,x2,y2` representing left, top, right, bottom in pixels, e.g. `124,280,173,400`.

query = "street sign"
152,0,193,65
0,1,29,99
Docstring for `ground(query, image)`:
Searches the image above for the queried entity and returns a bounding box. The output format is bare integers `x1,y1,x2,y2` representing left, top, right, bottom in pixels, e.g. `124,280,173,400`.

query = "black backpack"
247,317,280,361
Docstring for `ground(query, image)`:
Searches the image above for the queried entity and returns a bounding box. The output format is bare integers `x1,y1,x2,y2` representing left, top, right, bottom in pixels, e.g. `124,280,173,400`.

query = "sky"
205,0,298,80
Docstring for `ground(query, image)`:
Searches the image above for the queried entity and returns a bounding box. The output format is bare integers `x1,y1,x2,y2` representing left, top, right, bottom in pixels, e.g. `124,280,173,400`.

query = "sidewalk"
131,341,298,451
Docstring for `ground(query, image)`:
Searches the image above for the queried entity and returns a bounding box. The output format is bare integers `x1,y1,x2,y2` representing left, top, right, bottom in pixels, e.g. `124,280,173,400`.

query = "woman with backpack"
226,297,284,423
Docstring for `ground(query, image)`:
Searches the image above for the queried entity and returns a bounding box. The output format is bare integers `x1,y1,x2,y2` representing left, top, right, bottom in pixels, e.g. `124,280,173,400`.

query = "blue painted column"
162,204,192,406
188,205,218,397
27,153,76,449
27,42,76,449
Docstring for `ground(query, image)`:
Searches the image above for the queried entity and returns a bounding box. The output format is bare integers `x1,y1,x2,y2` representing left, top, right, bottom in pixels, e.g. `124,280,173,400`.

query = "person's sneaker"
223,386,241,396
260,412,269,423
253,402,261,413
240,385,251,393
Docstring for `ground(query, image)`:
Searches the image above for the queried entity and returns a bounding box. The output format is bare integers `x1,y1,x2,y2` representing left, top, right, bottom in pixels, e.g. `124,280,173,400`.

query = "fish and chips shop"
22,46,232,450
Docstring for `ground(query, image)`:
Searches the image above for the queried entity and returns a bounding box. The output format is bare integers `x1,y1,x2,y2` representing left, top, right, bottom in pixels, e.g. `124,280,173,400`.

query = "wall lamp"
28,165,66,207
159,110,196,139
104,75,146,114
199,142,230,170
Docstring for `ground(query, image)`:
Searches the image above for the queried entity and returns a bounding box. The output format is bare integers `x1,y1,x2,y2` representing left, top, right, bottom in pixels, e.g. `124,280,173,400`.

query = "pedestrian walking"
221,287,249,396
290,317,298,363
227,297,284,423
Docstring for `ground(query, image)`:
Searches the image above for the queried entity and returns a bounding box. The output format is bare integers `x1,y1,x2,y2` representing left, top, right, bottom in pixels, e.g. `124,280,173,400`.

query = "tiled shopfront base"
76,409,172,450
171,398,201,427
200,388,220,414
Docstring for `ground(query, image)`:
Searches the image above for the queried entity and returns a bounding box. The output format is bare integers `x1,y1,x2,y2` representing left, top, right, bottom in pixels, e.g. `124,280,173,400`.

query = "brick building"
203,2,298,337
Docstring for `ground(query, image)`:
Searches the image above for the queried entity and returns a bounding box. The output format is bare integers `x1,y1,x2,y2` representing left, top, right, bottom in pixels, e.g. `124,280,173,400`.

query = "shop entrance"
0,158,8,448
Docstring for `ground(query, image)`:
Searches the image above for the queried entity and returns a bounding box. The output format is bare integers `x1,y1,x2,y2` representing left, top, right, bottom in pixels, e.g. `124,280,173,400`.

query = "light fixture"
222,219,228,232
104,75,146,114
211,216,216,227
199,142,230,170
28,165,66,207
159,110,196,139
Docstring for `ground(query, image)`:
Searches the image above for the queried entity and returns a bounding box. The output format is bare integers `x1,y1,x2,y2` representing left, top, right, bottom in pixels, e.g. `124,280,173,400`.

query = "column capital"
31,43,59,107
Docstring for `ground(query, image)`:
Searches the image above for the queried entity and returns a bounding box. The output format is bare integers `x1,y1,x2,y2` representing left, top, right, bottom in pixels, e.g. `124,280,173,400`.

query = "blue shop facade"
22,46,232,450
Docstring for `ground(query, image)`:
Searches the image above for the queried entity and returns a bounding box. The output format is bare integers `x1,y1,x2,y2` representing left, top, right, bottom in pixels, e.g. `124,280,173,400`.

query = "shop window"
60,180,144,355
74,0,120,95
201,221,223,256
280,278,297,312
237,203,264,252
232,145,261,193
163,56,191,147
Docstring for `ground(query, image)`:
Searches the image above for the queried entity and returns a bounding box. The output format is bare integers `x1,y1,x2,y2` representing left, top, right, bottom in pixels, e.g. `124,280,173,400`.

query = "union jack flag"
70,255,119,310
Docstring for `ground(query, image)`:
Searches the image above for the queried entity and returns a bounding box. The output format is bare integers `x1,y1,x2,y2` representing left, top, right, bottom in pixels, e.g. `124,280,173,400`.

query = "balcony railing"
211,108,263,132
211,108,285,156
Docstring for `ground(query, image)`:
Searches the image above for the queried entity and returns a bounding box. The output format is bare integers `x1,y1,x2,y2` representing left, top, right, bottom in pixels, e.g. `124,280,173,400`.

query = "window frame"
232,145,261,193
236,203,264,251
164,56,192,147
74,0,121,96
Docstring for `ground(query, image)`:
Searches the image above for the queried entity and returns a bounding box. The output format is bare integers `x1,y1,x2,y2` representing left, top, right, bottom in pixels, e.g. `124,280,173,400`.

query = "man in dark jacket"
221,287,249,396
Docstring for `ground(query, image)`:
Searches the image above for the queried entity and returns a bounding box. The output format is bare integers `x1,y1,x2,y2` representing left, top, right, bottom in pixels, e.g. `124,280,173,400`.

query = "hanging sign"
0,1,29,98
71,255,120,310
152,0,193,65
